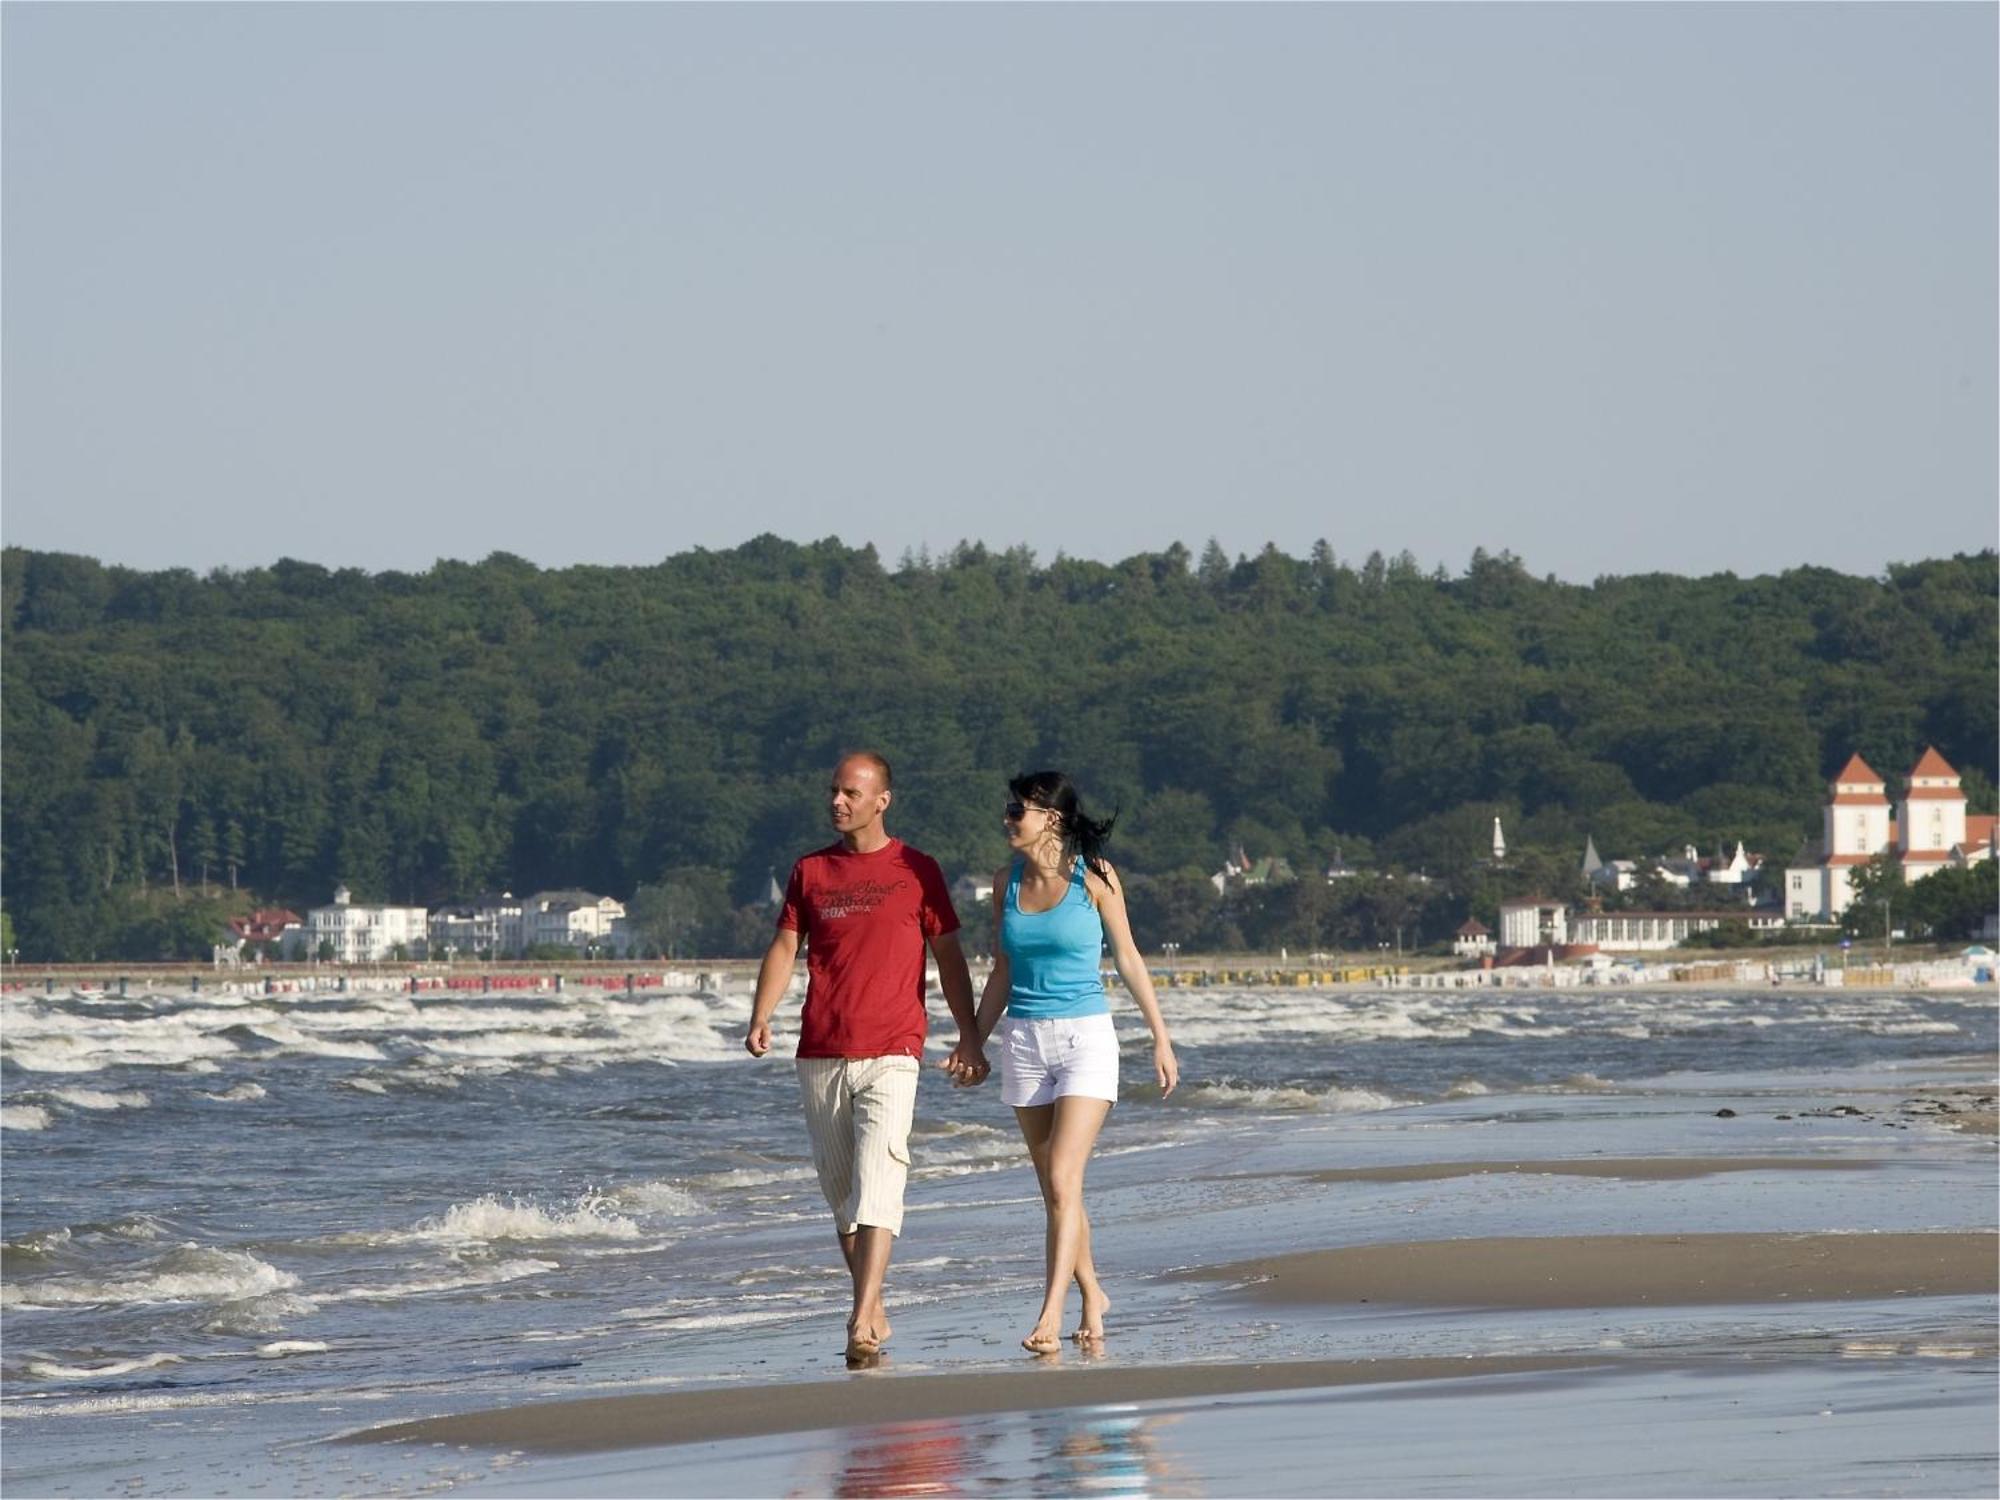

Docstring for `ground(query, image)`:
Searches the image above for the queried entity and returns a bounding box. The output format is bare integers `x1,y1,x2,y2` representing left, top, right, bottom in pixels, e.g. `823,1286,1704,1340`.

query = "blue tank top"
1001,859,1110,1019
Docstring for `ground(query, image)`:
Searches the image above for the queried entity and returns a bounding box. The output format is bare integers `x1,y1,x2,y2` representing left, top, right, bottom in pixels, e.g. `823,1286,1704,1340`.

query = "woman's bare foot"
1071,1289,1110,1342
1022,1325,1063,1356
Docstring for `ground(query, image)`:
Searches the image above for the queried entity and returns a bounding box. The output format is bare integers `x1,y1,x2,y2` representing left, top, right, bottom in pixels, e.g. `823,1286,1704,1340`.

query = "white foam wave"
321,1257,559,1302
693,1165,818,1190
200,1082,267,1102
1,1106,52,1131
3,1247,298,1309
609,1181,703,1217
408,1194,641,1243
255,1340,329,1358
45,1088,150,1111
1177,1082,1403,1113
246,1024,385,1060
21,1352,184,1381
201,1292,318,1336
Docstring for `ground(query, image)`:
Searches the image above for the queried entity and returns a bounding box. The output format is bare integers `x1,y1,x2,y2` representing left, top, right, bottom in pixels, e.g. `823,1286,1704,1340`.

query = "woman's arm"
1087,863,1179,1096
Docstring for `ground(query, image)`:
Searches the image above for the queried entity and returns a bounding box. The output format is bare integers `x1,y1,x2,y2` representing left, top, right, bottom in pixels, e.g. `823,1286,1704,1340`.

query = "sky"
4,3,1994,584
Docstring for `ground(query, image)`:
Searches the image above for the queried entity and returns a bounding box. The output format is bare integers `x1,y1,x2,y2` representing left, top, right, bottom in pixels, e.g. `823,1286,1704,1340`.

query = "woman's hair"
1009,769,1116,881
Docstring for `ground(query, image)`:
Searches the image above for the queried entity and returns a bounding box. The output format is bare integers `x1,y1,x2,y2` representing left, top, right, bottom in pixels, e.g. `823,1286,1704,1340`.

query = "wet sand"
1186,1230,1999,1308
1282,1155,1890,1184
347,1230,1994,1461
346,1354,1597,1457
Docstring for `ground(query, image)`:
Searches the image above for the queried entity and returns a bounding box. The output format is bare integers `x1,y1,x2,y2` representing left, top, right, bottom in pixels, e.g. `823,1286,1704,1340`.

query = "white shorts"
1000,1013,1119,1108
794,1055,921,1237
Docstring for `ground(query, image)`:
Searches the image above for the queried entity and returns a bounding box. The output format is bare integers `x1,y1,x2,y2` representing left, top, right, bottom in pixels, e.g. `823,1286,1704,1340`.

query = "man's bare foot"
845,1317,890,1358
1022,1326,1063,1356
1071,1289,1111,1342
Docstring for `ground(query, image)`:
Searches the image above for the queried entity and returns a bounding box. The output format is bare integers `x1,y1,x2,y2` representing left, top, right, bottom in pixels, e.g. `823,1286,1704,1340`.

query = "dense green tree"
2,541,1993,959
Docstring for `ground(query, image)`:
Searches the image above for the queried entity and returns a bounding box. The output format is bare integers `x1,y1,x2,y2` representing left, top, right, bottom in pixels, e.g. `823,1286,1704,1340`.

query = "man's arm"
929,930,988,1086
744,926,801,1056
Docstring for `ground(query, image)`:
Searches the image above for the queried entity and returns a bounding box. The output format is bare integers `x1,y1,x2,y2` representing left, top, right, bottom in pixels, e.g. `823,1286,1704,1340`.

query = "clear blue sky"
4,3,1993,581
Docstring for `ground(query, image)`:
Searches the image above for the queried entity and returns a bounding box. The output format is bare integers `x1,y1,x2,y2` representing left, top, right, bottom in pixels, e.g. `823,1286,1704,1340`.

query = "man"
745,751,986,1362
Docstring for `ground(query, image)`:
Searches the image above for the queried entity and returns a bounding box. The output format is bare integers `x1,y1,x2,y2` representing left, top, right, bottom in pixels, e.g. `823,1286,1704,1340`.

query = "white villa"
522,890,627,953
306,885,429,963
428,893,526,958
1785,749,1996,922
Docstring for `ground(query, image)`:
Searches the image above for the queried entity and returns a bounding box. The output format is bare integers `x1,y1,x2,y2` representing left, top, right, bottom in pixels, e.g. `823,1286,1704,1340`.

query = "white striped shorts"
794,1055,921,1237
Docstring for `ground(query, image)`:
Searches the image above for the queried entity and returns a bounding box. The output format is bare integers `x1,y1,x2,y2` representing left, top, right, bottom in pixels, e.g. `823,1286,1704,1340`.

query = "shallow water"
3,978,1994,1494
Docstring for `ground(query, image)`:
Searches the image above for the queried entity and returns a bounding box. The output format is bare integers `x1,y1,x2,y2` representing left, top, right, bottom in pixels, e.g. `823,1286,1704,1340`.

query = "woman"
968,770,1178,1355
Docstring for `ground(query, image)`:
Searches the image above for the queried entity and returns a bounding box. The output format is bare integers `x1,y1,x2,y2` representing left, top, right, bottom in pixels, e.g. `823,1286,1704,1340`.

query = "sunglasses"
1004,801,1052,821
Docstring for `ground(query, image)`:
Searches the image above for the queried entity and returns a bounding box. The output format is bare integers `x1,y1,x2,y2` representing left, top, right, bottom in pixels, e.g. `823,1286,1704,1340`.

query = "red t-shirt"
778,839,960,1059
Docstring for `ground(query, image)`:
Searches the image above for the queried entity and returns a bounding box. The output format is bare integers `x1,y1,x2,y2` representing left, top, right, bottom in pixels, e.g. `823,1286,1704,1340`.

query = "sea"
2,972,1995,1496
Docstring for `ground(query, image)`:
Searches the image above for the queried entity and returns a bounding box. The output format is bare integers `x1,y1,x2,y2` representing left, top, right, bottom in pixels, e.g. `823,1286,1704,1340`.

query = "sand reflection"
797,1404,1189,1499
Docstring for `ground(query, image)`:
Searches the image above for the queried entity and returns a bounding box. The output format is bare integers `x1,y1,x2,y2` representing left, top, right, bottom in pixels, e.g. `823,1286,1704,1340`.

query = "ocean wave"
318,1256,559,1302
245,1025,386,1061
2,1029,241,1074
1,1105,52,1130
608,1181,703,1217
200,1082,267,1102
202,1291,319,1336
404,1193,642,1244
19,1351,185,1381
1175,1081,1404,1113
255,1340,329,1358
2,1246,298,1310
44,1088,150,1111
691,1165,819,1190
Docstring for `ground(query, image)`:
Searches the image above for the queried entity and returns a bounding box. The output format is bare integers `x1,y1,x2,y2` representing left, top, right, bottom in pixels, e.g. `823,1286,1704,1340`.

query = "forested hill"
3,540,1995,961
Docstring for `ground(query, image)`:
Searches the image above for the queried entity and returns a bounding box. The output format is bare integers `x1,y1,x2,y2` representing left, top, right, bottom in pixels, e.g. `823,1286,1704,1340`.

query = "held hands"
1153,1037,1179,1097
940,1038,990,1088
744,1021,772,1058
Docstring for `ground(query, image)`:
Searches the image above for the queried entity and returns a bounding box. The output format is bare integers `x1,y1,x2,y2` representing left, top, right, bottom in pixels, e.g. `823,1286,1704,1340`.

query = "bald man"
746,751,984,1362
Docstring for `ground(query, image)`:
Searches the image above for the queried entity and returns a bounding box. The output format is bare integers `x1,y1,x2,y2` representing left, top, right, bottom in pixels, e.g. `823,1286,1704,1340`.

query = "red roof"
1907,746,1959,779
1830,791,1890,805
1456,918,1491,936
1830,753,1884,787
1966,815,1997,853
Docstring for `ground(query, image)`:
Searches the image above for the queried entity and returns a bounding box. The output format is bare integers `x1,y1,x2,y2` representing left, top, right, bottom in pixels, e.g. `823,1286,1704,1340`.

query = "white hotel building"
305,885,429,963
1785,748,1995,922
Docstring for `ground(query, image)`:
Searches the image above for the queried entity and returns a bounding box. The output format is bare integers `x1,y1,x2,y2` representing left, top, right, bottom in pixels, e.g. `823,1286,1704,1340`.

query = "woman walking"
959,770,1178,1354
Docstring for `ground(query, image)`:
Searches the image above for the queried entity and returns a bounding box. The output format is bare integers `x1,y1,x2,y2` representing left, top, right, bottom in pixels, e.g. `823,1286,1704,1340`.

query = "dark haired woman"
956,770,1178,1354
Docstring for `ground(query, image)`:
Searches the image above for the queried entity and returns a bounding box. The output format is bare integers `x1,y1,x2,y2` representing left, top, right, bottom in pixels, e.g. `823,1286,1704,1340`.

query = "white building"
522,890,627,953
1452,918,1494,958
428,893,525,958
306,885,429,963
1498,898,1567,950
1785,749,1995,921
1568,909,1781,951
1706,841,1757,886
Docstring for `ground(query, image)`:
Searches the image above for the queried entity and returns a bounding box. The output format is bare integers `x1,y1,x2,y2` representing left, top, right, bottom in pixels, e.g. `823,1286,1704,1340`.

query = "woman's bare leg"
1013,1104,1110,1333
1013,1097,1111,1351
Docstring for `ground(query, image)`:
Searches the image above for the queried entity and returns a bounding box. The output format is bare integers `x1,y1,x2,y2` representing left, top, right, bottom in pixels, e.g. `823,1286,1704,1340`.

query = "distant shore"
5,942,1982,983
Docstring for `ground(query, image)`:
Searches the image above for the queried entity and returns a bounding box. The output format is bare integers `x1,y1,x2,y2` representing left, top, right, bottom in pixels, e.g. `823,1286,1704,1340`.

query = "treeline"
3,539,1995,960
